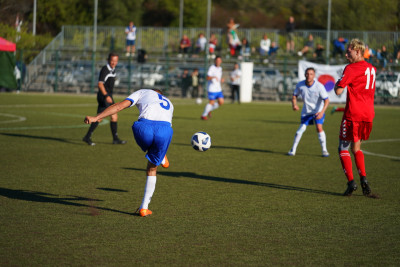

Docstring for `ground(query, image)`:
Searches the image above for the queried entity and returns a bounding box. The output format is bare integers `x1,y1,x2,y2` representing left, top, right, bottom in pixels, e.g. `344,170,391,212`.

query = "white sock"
202,103,213,117
291,124,307,153
140,176,156,210
318,131,327,152
212,102,219,110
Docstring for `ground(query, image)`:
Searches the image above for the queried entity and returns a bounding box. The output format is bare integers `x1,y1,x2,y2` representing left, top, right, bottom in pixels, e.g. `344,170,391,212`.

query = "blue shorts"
208,91,224,100
132,119,173,166
126,39,136,46
301,114,325,125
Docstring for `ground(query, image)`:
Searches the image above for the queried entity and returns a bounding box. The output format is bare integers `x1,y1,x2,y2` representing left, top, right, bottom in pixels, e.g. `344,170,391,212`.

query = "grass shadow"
0,187,135,216
124,167,342,196
173,142,277,154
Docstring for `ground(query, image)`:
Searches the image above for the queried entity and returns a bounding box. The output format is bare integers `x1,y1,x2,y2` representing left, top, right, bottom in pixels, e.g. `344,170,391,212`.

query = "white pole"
326,0,331,63
33,0,37,36
206,0,211,57
179,0,183,39
93,0,98,52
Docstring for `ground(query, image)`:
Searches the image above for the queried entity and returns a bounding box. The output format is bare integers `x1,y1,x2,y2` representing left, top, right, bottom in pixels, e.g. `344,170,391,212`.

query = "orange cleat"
161,155,169,168
139,209,152,217
201,116,208,120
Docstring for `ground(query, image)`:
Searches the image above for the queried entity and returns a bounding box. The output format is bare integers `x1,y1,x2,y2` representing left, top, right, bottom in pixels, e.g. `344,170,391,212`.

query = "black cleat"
83,136,95,146
113,139,127,145
343,180,357,196
360,176,371,196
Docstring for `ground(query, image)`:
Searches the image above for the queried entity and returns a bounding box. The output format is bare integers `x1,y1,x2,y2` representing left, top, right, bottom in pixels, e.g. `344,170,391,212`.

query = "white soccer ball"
195,97,202,104
191,131,211,152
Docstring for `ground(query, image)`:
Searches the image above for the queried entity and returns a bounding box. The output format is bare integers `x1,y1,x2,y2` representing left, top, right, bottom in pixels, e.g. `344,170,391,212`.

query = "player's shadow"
124,168,342,196
0,187,135,216
173,142,277,154
0,132,77,145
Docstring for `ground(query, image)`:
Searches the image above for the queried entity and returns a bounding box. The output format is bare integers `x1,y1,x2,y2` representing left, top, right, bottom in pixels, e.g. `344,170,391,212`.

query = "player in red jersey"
334,39,376,196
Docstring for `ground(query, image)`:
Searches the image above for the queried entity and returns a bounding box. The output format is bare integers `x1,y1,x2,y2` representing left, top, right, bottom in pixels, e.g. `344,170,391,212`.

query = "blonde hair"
349,38,365,55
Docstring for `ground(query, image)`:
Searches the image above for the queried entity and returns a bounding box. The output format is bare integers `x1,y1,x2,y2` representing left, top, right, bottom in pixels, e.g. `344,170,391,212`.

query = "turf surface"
1,93,399,266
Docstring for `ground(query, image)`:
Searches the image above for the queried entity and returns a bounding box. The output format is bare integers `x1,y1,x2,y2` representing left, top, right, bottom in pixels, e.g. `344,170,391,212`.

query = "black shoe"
82,136,95,146
113,139,127,145
343,180,357,196
360,176,371,196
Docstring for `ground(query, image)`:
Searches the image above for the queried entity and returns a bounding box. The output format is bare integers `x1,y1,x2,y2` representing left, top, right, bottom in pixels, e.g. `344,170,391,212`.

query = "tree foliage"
0,0,398,36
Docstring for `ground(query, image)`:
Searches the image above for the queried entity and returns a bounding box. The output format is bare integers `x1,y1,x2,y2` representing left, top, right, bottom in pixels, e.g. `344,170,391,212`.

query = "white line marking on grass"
0,111,109,131
362,139,400,160
0,113,27,124
0,104,96,108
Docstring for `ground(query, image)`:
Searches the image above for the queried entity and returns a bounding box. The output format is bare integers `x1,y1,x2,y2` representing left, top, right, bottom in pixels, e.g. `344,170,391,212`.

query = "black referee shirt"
98,64,117,95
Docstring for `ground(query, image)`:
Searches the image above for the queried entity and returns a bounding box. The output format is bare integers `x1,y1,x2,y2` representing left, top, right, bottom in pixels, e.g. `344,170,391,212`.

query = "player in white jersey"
84,89,174,217
201,56,225,120
288,67,330,157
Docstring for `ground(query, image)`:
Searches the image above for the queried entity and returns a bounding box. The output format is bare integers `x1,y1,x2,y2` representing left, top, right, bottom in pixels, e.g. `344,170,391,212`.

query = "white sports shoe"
322,151,330,157
287,150,295,156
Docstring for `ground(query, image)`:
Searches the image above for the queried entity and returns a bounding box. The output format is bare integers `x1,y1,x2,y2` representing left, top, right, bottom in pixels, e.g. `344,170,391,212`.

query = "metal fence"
21,25,400,103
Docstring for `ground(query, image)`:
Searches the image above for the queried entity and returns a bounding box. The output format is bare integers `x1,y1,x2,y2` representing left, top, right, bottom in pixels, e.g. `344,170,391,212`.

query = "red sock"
354,150,366,177
336,107,345,112
339,151,354,181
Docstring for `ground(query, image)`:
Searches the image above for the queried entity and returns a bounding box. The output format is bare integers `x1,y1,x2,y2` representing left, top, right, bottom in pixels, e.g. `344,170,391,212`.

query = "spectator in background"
314,43,325,63
191,68,201,100
227,21,241,56
195,33,207,55
376,45,387,70
209,33,218,57
179,34,191,57
377,45,388,70
269,42,279,59
297,34,314,57
259,34,271,57
240,38,251,59
332,37,348,58
363,45,374,63
285,16,295,54
181,69,192,98
125,21,137,56
230,63,241,104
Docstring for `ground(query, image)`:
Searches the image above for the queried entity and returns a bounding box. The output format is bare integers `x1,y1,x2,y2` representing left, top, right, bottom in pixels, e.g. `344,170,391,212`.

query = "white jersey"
126,89,174,124
125,26,136,40
207,65,223,93
230,69,241,86
293,80,328,116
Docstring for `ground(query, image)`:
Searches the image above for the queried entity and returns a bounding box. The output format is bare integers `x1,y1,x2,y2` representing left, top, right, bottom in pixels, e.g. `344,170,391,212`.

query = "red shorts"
339,119,373,142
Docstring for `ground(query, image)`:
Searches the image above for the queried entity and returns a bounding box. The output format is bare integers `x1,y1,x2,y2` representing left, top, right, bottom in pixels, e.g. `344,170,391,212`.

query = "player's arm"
334,84,345,96
291,95,299,111
315,98,329,119
84,100,131,124
98,81,112,103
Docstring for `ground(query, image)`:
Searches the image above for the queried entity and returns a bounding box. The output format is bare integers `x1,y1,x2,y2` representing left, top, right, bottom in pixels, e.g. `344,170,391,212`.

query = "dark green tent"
0,37,17,90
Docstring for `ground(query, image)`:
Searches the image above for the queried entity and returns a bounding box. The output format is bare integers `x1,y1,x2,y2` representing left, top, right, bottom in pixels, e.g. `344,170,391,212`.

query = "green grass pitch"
0,93,399,266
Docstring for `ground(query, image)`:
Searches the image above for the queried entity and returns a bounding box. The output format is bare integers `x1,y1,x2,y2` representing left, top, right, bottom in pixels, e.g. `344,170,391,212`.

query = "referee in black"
83,52,126,146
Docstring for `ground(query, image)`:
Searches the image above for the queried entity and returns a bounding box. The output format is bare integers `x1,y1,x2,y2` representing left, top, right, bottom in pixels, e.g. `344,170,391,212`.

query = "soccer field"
1,93,399,266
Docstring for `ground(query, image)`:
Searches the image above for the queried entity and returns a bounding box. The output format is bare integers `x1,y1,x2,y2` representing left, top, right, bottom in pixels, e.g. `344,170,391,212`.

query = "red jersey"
336,60,376,122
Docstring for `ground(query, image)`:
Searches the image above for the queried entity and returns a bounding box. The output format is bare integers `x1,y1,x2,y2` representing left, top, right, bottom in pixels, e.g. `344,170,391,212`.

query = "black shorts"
97,93,114,114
